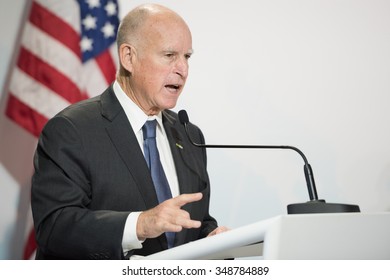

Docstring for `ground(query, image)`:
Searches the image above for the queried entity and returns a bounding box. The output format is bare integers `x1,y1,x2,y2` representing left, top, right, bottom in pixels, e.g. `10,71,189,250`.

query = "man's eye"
165,53,174,58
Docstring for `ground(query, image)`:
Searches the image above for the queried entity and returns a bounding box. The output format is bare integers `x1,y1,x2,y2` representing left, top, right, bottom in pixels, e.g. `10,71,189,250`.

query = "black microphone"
178,109,360,214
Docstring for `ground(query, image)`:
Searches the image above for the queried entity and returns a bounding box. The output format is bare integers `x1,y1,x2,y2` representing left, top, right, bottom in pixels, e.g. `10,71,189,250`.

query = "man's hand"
207,226,230,237
137,193,203,240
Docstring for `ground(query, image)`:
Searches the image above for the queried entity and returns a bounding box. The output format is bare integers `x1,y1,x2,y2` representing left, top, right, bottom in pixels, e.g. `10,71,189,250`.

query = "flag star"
80,36,93,52
82,14,97,30
101,22,115,38
105,1,117,16
86,0,100,9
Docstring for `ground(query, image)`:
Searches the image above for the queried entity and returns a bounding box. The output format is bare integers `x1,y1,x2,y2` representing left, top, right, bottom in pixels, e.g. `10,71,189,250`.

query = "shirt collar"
113,81,165,135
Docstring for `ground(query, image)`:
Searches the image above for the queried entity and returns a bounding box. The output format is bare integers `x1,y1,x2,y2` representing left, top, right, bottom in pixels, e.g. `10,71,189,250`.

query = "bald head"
116,4,189,50
115,4,193,115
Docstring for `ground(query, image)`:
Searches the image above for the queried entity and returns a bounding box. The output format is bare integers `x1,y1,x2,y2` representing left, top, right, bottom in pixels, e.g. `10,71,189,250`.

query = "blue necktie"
142,120,175,248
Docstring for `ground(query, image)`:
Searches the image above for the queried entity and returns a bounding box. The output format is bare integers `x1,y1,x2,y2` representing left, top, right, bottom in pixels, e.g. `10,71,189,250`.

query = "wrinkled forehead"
144,12,191,37
140,13,192,49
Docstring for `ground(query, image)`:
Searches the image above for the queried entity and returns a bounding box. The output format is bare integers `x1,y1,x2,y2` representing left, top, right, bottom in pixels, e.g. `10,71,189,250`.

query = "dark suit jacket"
31,85,217,259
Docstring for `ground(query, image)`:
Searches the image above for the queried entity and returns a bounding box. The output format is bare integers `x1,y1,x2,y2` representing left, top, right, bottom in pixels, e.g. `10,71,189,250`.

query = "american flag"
4,0,119,259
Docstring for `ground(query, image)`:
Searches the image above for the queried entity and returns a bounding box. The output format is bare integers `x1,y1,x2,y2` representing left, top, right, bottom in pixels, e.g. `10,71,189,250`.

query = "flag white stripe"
109,44,119,69
35,0,80,33
10,68,70,119
22,22,83,90
82,60,110,97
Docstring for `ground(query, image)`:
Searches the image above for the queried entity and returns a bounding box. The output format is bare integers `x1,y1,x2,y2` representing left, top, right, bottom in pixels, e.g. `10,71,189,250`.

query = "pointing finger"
173,192,203,207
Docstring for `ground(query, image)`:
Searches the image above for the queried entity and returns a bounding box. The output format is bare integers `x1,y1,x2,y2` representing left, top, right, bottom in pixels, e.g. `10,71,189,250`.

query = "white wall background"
1,0,390,259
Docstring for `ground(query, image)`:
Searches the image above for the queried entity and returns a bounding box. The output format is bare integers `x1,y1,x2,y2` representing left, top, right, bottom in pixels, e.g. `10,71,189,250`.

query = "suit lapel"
163,111,204,246
100,90,201,249
100,86,171,250
163,112,195,195
100,86,159,210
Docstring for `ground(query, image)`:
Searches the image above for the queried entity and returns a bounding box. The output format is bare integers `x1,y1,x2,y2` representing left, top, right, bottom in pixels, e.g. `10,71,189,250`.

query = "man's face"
129,16,193,115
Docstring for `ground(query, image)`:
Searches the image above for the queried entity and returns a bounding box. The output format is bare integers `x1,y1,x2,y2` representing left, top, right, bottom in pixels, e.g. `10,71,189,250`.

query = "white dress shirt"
113,81,180,252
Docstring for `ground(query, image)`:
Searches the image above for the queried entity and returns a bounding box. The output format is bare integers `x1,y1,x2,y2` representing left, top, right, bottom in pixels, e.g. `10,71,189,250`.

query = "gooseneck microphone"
178,109,360,214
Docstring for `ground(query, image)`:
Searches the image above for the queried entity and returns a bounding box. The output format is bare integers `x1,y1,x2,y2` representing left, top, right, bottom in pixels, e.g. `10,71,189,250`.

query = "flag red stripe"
23,229,36,260
6,94,48,138
18,47,87,104
94,50,117,84
29,1,81,58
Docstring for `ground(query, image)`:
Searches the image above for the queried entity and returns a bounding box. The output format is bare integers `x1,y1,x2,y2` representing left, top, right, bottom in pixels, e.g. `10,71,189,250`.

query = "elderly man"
32,4,226,260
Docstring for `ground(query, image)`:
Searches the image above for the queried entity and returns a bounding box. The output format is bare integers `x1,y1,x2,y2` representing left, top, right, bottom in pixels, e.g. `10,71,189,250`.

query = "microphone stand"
179,110,360,214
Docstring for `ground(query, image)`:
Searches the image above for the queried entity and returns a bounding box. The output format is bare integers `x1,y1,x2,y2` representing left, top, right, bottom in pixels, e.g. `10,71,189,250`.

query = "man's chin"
161,99,179,111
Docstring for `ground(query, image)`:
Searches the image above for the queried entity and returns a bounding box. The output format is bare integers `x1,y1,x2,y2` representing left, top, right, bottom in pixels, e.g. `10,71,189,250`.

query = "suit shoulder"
54,85,115,122
59,95,101,120
40,95,102,137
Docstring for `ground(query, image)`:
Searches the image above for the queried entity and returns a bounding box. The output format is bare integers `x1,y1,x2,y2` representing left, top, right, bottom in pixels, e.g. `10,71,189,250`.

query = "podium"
144,212,390,259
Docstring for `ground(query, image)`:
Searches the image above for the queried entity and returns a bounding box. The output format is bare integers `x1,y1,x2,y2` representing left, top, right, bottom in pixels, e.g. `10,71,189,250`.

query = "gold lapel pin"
175,143,183,149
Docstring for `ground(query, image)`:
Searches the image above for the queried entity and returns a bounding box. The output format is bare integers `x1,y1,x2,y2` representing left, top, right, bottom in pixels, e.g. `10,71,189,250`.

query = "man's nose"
174,57,189,78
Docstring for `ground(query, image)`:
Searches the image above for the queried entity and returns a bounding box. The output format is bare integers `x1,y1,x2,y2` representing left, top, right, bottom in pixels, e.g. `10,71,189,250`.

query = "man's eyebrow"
163,49,193,53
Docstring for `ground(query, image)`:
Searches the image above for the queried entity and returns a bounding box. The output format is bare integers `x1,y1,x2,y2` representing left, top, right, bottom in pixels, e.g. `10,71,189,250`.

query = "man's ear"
119,43,135,73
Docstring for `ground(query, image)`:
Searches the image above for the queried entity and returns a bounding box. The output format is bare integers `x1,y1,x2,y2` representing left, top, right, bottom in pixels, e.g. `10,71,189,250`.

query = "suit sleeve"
32,115,129,259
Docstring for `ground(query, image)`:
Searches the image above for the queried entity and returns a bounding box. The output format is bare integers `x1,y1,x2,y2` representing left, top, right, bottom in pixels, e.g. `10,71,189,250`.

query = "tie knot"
142,120,157,140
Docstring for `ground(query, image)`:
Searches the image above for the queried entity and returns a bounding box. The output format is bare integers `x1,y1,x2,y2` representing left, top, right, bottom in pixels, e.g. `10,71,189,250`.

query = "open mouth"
165,84,181,91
